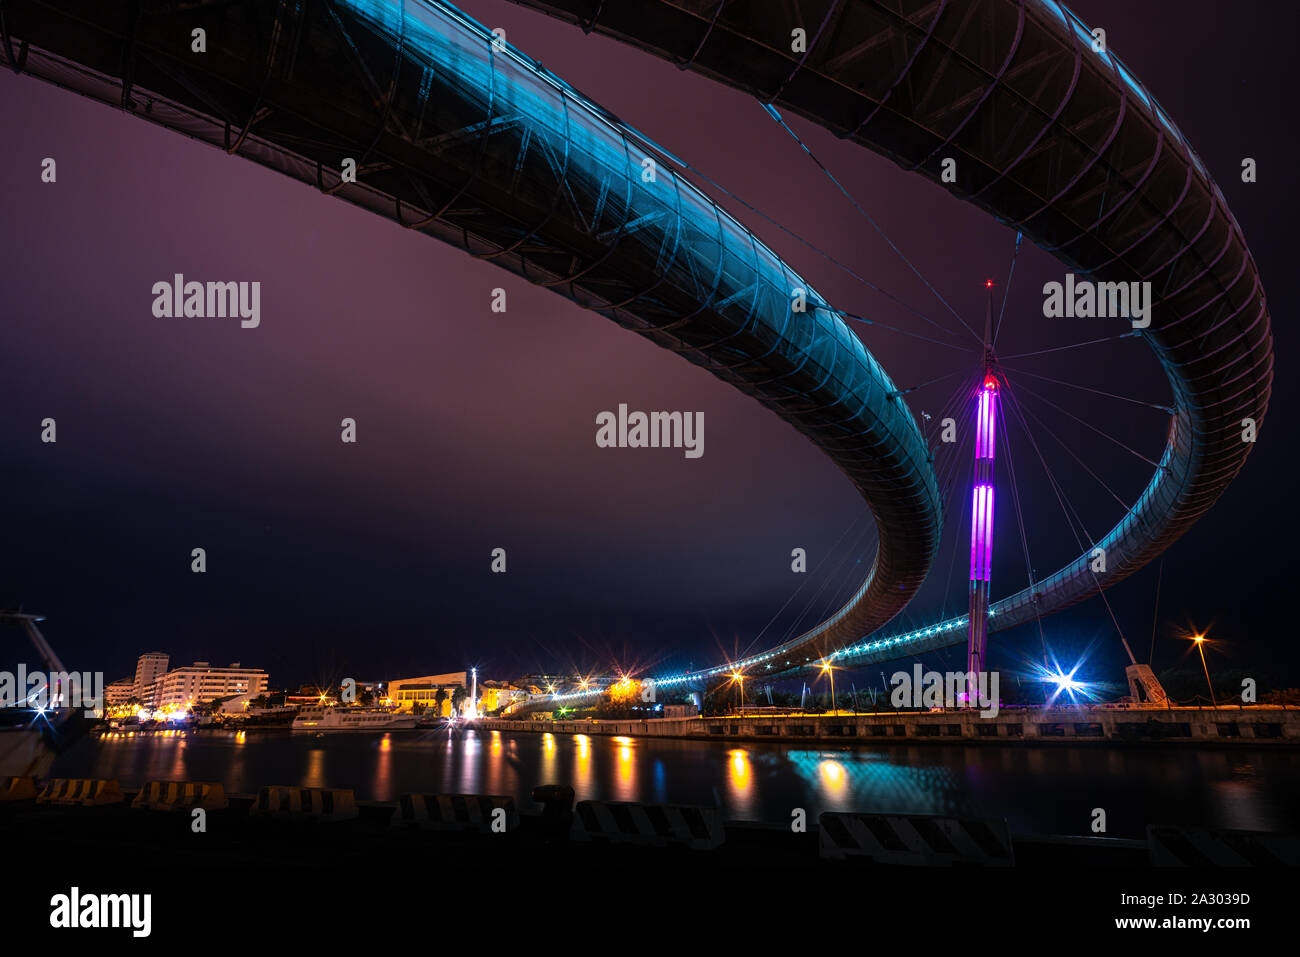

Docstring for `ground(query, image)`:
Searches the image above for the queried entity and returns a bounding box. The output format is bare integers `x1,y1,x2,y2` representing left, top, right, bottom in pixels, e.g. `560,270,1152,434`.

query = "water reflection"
373,734,393,801
54,729,1300,839
458,731,479,793
304,747,326,788
572,734,593,798
817,758,848,809
540,733,557,784
726,749,755,819
613,736,636,801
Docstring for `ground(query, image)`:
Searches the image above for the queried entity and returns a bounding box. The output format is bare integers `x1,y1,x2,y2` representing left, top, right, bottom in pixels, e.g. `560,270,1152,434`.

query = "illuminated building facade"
104,677,135,707
388,672,467,715
132,652,169,703
149,662,269,709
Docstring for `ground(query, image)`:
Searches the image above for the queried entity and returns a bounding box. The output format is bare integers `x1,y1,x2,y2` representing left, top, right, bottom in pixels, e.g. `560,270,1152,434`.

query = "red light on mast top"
984,279,994,288
982,373,999,391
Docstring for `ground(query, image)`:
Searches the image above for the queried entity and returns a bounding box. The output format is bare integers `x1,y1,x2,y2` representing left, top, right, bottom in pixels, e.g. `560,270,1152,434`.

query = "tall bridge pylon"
967,284,999,691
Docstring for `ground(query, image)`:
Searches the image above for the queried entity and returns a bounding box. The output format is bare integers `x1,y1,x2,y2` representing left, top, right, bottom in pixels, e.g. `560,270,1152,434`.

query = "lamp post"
1191,633,1217,707
730,671,745,714
821,660,836,715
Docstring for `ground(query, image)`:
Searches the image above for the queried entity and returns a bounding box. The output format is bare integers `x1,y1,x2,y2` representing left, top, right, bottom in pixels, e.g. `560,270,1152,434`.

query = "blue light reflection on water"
59,729,1300,839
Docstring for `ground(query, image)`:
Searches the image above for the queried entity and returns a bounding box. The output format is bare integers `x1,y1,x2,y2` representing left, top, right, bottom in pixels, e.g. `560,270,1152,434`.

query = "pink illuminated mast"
967,281,999,692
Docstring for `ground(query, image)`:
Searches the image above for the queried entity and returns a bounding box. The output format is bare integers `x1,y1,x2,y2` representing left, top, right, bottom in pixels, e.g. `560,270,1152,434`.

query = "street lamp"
1191,632,1217,707
730,671,745,713
820,659,837,715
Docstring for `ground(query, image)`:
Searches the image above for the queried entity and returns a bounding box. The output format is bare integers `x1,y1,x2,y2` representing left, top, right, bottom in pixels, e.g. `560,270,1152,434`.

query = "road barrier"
36,778,125,807
819,812,1014,866
571,800,725,850
390,793,519,832
249,786,358,823
1147,825,1300,866
0,776,38,801
132,780,229,811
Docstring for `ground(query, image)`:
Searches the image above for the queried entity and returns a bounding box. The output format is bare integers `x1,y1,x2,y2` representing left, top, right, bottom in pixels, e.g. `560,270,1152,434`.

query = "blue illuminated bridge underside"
3,1,1270,699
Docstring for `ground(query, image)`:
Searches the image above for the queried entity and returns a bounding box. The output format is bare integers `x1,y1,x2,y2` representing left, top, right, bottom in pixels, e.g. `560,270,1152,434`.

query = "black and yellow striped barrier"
819,812,1014,866
132,780,229,811
36,778,125,807
390,793,518,832
571,800,724,850
249,786,358,823
0,776,38,802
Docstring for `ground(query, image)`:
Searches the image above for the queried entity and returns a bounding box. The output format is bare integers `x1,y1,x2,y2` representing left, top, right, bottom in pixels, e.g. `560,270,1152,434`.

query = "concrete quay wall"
480,706,1300,745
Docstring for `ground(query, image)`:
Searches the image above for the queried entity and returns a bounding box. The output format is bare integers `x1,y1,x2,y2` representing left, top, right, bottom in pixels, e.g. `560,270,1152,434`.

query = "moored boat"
290,706,417,731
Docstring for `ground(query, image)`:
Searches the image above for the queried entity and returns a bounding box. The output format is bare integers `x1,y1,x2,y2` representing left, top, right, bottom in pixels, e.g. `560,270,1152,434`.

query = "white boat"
290,707,417,731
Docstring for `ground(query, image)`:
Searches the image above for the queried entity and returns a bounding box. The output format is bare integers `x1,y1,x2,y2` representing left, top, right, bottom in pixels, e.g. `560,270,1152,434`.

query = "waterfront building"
104,677,135,707
388,672,467,715
478,680,526,713
150,662,269,709
132,652,169,702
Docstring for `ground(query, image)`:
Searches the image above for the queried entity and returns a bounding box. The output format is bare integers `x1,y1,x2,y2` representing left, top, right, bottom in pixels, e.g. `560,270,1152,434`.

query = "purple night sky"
1,0,1295,689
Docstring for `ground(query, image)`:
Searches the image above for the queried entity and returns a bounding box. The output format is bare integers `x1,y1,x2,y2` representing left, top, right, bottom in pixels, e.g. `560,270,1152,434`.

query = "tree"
412,701,426,716
451,685,468,715
434,688,448,716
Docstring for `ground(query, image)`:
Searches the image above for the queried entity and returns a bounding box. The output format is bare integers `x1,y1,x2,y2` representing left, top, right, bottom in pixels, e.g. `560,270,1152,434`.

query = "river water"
51,728,1300,838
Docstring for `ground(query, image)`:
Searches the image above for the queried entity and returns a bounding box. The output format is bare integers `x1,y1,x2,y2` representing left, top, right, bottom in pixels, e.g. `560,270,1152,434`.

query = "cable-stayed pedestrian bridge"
1,0,1270,702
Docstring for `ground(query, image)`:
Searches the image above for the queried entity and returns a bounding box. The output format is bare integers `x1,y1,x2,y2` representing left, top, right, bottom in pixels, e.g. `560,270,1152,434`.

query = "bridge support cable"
737,506,872,663
617,117,969,352
832,308,978,354
996,381,1051,671
1010,379,1163,470
889,366,972,399
762,103,985,348
1148,557,1163,666
1005,379,1141,513
999,381,1134,656
740,507,877,666
991,231,1023,348
995,332,1142,362
934,388,978,623
999,364,1174,413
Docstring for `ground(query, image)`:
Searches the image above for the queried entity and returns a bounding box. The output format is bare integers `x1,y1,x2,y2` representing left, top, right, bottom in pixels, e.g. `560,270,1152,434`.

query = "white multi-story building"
149,662,269,709
104,677,135,707
132,652,169,702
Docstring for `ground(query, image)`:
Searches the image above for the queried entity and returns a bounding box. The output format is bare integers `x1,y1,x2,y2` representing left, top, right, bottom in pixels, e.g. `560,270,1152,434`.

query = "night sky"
1,0,1295,692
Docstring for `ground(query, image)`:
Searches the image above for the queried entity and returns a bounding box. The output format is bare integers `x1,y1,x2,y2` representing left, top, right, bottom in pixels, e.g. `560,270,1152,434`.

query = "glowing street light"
729,671,745,712
820,659,837,715
1190,632,1217,707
